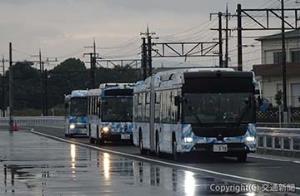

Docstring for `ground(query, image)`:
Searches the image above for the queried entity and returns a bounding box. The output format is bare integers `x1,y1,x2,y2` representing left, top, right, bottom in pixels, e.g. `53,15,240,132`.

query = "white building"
253,29,300,107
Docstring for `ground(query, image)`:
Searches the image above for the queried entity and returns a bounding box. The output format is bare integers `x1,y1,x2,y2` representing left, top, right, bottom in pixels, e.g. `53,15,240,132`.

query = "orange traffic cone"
12,122,19,131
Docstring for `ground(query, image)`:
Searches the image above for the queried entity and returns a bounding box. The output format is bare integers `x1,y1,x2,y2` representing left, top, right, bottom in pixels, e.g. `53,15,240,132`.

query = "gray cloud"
0,0,288,69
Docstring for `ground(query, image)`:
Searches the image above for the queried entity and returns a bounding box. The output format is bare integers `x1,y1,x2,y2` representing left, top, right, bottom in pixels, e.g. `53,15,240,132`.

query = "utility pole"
44,69,48,116
140,27,156,78
281,0,288,123
233,3,300,122
84,40,98,89
210,9,232,68
31,50,57,116
225,4,229,68
141,37,147,80
218,12,223,68
147,33,153,76
8,42,13,131
237,4,243,71
83,52,96,89
1,57,5,117
39,49,45,116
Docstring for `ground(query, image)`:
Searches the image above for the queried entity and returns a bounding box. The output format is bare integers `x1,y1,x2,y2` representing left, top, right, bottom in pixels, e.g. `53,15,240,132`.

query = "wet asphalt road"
0,128,299,196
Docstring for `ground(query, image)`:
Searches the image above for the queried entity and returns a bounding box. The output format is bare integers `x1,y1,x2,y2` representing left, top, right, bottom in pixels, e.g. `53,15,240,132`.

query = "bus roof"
70,90,88,98
87,88,101,96
99,83,135,90
134,68,256,92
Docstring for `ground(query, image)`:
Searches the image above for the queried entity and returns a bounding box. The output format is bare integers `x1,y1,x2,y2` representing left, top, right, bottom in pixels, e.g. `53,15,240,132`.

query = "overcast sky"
0,0,298,70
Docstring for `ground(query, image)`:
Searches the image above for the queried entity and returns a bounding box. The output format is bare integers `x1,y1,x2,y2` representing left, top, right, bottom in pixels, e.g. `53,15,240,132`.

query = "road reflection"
70,144,76,170
103,152,110,180
0,131,277,195
184,171,196,196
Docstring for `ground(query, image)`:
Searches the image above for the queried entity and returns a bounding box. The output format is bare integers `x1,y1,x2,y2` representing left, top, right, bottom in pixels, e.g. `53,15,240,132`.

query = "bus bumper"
189,143,255,154
67,124,88,137
100,132,133,142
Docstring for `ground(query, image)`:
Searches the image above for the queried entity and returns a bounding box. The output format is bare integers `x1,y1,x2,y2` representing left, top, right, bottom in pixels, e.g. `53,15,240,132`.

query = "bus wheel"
237,153,247,162
172,139,178,161
65,134,69,138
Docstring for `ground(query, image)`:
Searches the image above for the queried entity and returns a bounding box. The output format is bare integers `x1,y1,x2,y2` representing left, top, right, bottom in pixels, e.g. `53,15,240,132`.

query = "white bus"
88,83,135,144
64,90,88,137
133,68,258,162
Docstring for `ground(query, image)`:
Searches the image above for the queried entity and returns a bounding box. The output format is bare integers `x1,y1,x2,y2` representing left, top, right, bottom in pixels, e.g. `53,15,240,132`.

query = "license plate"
213,144,228,152
121,134,130,140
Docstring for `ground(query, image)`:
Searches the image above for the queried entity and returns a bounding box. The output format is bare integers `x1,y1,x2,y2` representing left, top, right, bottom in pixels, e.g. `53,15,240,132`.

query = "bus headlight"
245,136,255,142
69,123,76,130
184,137,193,143
102,126,110,133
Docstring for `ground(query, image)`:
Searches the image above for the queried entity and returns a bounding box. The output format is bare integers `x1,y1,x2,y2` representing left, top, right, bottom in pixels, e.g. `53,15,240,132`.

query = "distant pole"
92,40,96,88
141,37,147,80
39,49,45,116
281,0,288,122
237,4,243,71
8,42,13,131
90,54,96,89
44,69,48,116
225,4,229,68
2,57,5,117
147,35,153,77
84,40,98,88
218,12,223,68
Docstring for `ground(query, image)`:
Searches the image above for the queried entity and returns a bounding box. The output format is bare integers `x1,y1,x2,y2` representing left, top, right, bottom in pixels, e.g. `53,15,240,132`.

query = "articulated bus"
64,90,88,137
88,83,135,144
133,68,258,162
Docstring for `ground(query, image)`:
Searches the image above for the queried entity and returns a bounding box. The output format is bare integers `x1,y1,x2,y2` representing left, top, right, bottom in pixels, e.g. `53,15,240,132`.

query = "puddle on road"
0,130,278,196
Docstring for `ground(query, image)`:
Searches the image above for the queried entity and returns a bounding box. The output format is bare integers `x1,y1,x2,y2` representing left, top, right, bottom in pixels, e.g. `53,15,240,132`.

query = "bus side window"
87,97,90,115
93,97,97,115
155,92,160,104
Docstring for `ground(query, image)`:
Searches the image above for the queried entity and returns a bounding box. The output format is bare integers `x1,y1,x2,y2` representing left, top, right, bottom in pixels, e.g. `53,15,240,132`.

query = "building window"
273,52,282,64
291,51,300,63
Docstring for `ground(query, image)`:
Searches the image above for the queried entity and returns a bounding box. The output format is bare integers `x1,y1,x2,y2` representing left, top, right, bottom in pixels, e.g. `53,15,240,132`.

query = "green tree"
48,58,88,109
10,61,41,110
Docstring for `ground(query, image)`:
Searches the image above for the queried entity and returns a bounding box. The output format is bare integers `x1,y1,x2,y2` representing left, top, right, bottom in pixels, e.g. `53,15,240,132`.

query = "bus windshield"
101,97,133,122
183,93,254,124
70,97,87,116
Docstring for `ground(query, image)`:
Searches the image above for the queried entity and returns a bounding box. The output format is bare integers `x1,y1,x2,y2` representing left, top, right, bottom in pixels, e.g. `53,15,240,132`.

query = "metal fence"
256,107,300,123
0,116,65,128
256,127,300,156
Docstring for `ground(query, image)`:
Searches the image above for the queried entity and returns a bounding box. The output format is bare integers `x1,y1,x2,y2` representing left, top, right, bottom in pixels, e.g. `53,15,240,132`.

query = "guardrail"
256,127,300,154
0,117,299,156
0,116,65,128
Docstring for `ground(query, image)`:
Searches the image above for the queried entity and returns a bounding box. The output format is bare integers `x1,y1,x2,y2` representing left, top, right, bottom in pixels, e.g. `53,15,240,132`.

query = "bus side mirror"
64,103,68,109
175,96,181,106
255,89,260,95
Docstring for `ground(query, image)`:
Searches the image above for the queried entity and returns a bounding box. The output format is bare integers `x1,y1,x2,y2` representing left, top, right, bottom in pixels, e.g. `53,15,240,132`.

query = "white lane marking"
249,154,300,163
30,129,300,191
